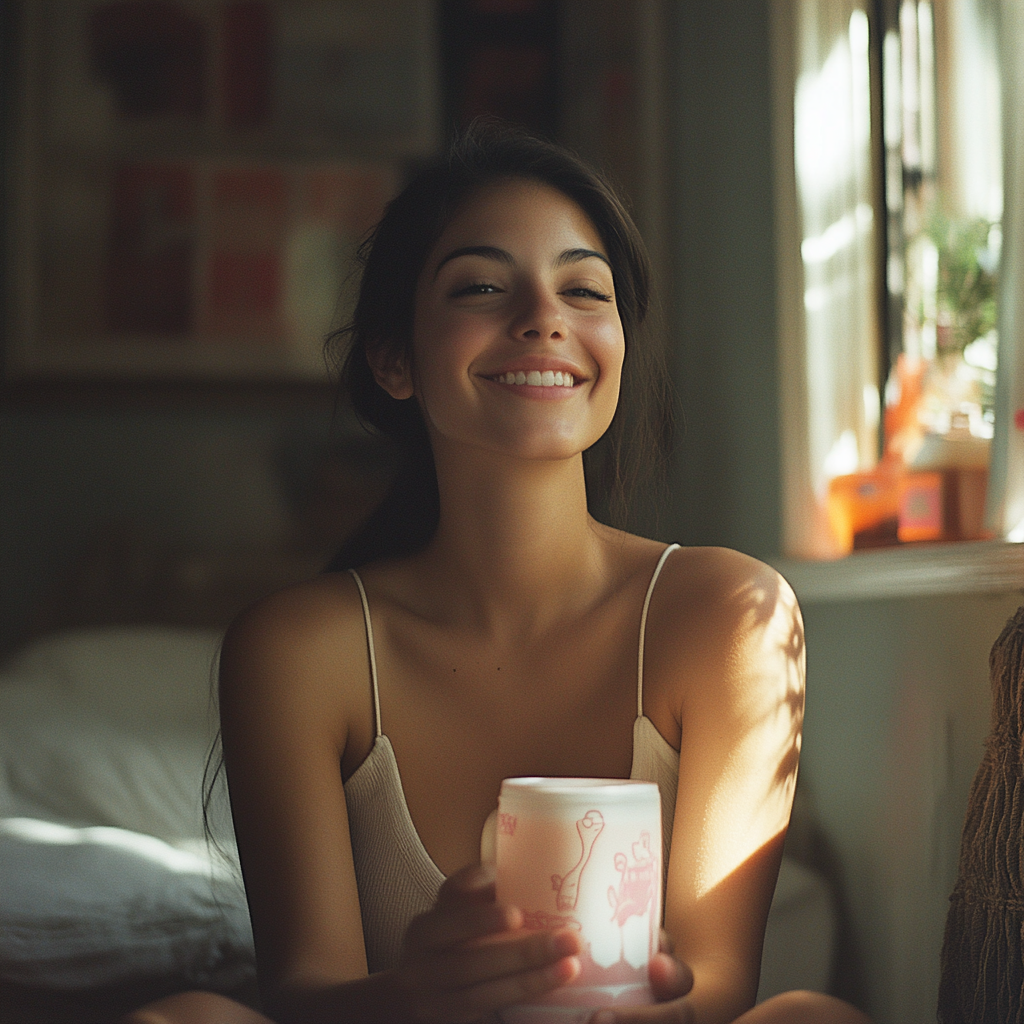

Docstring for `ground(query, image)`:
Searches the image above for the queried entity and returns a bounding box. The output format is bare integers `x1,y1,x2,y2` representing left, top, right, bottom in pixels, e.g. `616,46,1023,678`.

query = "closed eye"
451,282,503,297
564,287,613,302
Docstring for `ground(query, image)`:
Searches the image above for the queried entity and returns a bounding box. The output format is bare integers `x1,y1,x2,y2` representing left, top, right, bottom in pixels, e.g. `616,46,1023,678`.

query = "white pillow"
0,817,254,990
0,626,233,842
0,696,226,842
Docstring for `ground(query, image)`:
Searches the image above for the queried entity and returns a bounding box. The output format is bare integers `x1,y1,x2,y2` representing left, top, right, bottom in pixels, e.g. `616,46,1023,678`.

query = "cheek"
408,319,480,433
595,321,627,380
411,301,478,375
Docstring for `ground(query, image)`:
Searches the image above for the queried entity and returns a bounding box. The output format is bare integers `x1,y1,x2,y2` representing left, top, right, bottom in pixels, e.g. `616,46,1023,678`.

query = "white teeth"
495,371,575,387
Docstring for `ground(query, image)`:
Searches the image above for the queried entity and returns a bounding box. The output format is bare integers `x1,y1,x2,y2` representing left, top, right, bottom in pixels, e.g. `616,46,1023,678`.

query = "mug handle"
480,807,498,864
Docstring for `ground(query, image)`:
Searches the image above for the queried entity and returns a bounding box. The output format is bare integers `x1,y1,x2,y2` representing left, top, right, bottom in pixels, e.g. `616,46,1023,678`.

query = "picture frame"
5,0,439,386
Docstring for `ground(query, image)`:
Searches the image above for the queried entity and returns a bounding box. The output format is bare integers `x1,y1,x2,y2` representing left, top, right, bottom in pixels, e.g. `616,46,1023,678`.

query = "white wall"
800,591,1022,1021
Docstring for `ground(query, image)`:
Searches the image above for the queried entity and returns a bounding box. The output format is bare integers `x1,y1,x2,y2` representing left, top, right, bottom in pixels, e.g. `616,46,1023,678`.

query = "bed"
0,542,839,1022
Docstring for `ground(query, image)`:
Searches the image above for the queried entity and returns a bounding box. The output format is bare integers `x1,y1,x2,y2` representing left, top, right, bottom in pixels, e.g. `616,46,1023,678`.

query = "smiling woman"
386,178,625,470
121,123,869,1024
322,124,665,572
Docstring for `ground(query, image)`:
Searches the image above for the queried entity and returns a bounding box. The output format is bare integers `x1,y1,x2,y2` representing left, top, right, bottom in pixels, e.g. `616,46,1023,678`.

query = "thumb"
648,951,694,1002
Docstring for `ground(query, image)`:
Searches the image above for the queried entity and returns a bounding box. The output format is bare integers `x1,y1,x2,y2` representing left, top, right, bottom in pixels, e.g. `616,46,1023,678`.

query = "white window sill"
771,540,1024,603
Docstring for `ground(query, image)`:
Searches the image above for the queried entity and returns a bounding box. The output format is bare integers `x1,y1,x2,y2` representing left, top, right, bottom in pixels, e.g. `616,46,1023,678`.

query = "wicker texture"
939,605,1024,1022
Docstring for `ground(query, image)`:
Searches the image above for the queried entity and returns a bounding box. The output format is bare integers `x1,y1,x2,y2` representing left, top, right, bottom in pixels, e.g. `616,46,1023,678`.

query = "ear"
366,344,415,400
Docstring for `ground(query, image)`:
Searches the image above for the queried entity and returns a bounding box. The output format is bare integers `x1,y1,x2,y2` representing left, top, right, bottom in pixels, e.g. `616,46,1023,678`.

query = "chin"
488,433,599,464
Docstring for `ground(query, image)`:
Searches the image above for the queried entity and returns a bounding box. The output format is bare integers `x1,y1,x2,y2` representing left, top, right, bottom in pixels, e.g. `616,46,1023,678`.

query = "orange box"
827,467,901,553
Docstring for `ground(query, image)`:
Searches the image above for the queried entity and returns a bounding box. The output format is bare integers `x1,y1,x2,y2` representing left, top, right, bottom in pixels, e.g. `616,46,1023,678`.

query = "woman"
125,124,868,1024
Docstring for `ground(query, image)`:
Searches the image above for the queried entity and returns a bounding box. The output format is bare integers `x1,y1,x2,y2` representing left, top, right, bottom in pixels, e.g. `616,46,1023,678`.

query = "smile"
490,370,575,388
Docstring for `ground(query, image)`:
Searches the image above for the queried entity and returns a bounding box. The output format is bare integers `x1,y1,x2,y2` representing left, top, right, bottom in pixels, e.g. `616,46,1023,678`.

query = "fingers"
436,928,581,990
648,952,694,1002
429,943,581,1023
406,896,519,952
584,953,695,1024
589,1002,694,1024
437,862,498,905
401,927,582,1023
405,920,581,992
399,862,586,1023
408,864,518,951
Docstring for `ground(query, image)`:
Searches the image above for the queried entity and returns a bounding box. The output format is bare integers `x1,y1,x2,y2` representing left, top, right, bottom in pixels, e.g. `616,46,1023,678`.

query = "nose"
511,285,565,342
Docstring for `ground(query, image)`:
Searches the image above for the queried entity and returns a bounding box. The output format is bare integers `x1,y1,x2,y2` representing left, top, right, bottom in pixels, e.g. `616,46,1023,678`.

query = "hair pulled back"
326,121,672,570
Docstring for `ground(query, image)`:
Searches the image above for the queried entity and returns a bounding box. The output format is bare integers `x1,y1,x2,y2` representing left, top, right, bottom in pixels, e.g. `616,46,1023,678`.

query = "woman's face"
397,178,625,464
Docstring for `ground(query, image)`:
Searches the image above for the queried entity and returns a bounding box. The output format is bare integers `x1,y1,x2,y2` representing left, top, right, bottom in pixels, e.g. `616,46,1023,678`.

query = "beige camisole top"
344,544,681,975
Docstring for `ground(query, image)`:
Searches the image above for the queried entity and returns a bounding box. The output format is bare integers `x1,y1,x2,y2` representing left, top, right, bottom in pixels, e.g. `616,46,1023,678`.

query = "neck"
417,442,612,635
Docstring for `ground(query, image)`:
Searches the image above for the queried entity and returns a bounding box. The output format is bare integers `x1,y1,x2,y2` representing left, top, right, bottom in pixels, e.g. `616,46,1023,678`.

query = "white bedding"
0,626,835,998
1,817,252,990
0,627,252,990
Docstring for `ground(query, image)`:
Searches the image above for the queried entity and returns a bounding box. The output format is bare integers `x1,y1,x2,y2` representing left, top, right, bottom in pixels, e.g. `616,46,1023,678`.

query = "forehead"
432,178,607,257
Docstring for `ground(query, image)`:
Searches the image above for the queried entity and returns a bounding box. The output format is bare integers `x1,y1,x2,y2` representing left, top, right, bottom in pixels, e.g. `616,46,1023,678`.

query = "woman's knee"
743,990,872,1024
117,990,273,1024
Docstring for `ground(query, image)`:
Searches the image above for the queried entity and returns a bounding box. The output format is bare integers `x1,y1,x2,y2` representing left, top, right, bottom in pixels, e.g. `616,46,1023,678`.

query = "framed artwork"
5,0,438,385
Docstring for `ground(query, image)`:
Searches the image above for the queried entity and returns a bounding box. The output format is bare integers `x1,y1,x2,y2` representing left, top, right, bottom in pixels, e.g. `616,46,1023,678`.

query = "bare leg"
117,991,274,1024
116,986,870,1024
735,991,872,1024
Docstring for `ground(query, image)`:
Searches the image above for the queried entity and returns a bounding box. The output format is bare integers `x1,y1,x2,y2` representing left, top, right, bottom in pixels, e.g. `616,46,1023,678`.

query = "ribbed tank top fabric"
344,544,681,975
631,715,680,872
343,735,444,974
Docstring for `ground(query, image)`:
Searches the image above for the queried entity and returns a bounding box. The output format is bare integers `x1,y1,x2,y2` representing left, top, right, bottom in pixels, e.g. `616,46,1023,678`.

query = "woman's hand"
586,931,695,1024
394,863,583,1023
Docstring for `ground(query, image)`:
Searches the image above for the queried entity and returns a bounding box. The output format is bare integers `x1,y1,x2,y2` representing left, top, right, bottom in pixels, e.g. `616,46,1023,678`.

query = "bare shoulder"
218,572,371,752
654,545,799,633
221,571,365,682
642,546,804,726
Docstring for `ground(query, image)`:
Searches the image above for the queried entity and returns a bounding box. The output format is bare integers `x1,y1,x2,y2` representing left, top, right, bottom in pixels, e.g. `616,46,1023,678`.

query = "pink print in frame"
495,777,662,1024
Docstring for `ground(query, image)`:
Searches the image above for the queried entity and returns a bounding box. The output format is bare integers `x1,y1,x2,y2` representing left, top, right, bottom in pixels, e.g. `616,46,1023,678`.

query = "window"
772,0,1023,560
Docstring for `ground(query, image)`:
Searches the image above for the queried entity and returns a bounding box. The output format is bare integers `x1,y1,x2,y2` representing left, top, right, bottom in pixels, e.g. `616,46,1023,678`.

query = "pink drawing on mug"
608,831,657,962
522,910,581,932
498,812,517,837
551,810,604,911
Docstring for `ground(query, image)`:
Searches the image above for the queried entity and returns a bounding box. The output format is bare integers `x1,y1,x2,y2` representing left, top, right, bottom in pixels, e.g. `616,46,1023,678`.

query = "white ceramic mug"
492,777,662,1024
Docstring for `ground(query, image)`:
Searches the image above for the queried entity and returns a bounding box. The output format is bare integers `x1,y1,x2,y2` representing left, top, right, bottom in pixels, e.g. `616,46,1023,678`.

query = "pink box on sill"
898,472,944,542
897,469,989,543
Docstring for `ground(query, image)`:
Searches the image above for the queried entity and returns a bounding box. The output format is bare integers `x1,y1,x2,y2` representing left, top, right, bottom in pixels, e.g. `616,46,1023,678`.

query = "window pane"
783,0,1016,557
879,0,1001,546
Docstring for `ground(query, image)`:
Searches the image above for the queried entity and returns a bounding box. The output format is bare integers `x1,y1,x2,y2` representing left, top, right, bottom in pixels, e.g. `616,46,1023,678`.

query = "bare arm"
639,550,805,1024
218,580,375,1019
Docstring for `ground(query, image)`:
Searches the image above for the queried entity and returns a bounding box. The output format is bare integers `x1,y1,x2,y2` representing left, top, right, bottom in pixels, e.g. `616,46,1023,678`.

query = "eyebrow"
556,247,611,270
433,244,611,278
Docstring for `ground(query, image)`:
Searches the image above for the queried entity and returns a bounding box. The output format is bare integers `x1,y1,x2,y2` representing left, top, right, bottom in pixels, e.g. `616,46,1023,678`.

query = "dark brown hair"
325,121,673,569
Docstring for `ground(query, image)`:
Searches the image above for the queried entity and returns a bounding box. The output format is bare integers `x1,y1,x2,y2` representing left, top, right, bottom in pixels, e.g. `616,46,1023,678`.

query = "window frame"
769,0,1024,589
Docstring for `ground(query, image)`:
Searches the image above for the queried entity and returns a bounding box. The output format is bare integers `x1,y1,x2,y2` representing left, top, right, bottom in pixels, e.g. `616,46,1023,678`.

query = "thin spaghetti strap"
348,568,382,739
637,544,681,718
